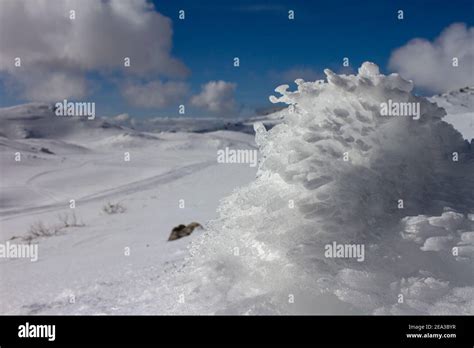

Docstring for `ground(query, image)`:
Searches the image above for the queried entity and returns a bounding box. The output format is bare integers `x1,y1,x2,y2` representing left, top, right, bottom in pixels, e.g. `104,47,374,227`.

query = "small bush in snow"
23,212,85,243
27,221,57,238
102,202,126,215
57,211,84,228
24,220,60,243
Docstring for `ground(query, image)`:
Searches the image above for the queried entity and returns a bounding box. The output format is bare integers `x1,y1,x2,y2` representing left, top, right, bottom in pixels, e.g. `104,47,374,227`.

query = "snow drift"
160,62,474,315
430,86,474,141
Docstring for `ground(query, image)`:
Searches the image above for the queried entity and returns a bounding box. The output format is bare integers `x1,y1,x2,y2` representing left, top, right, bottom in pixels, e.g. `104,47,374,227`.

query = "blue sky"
1,0,473,118
155,0,474,112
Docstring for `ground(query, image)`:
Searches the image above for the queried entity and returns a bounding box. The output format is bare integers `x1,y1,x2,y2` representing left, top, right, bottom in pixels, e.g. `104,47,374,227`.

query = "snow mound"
159,62,474,315
429,87,474,141
430,87,474,114
92,132,162,149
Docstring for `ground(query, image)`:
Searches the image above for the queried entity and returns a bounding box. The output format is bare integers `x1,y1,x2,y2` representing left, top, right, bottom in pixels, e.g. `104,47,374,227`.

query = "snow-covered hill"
430,87,474,141
0,104,258,314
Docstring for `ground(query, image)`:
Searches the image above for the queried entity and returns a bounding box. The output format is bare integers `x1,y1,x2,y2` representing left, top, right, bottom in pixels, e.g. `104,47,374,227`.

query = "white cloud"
121,80,188,108
15,71,87,102
0,0,188,102
191,81,238,116
113,113,130,122
389,23,474,93
100,113,132,127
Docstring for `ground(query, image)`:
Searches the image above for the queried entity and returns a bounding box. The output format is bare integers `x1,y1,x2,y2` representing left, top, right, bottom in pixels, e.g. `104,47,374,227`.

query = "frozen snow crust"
161,62,474,314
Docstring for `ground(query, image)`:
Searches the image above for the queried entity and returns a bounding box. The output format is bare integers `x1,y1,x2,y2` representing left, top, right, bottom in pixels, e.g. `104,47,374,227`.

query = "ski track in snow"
1,160,215,220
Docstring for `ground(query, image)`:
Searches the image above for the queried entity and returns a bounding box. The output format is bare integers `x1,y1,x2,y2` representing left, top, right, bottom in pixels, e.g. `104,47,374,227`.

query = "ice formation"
162,62,474,315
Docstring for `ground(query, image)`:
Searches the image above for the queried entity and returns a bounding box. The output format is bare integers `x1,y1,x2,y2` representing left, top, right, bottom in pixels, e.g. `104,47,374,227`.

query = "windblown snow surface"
0,103,258,314
430,87,474,141
152,62,474,315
